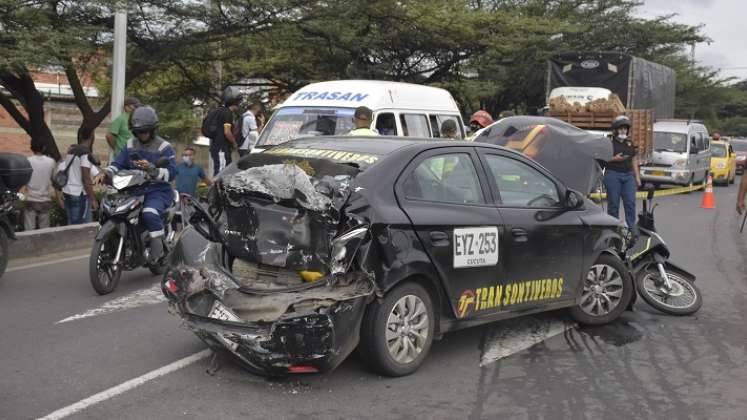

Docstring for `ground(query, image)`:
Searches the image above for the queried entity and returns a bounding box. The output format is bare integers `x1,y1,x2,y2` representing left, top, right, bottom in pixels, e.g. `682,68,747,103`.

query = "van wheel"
569,254,633,325
359,282,435,377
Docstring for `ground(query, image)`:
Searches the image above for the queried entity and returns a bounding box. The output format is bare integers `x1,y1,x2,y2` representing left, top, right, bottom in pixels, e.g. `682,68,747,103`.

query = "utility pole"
111,8,127,120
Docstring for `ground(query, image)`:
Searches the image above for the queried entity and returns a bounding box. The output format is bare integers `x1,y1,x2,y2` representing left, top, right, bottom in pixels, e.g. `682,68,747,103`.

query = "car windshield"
732,141,747,152
257,107,356,147
653,132,688,153
711,143,727,157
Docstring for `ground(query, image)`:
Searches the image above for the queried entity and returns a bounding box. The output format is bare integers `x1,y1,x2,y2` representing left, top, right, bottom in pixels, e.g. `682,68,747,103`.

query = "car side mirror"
565,189,585,210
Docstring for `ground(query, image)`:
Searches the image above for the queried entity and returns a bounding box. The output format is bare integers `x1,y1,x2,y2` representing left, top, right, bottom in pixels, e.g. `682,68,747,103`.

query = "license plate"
650,170,665,176
209,301,242,351
453,227,499,268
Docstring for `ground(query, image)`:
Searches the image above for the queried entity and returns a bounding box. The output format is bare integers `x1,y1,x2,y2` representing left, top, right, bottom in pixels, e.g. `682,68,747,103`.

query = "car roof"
267,136,512,163
278,80,460,112
654,120,707,133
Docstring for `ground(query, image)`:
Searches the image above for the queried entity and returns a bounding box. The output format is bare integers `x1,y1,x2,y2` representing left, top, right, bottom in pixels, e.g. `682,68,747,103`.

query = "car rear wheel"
359,282,435,377
569,254,633,325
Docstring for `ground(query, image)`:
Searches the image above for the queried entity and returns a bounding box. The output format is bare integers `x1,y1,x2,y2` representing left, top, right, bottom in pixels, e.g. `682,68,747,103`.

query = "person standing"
20,143,56,230
106,97,140,159
347,106,379,136
737,170,747,215
238,102,262,157
59,127,98,225
603,115,641,228
175,147,211,198
205,92,241,175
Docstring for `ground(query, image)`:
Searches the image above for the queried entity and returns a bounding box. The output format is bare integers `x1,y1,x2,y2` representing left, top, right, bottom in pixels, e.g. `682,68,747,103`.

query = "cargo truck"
545,52,677,165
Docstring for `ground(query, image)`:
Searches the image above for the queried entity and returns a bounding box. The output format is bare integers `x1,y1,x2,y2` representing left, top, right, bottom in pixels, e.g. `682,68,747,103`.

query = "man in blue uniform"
105,106,176,262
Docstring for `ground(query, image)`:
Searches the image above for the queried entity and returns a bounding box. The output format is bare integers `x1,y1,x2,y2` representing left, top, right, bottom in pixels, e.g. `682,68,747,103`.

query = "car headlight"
330,226,369,275
672,159,687,167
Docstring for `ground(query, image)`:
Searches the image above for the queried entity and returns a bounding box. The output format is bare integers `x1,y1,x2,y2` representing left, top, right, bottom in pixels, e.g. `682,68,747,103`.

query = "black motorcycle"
89,159,177,295
627,184,702,315
0,153,32,280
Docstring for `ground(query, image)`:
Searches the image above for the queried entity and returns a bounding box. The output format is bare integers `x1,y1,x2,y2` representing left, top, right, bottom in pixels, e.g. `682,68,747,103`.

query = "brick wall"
0,100,111,160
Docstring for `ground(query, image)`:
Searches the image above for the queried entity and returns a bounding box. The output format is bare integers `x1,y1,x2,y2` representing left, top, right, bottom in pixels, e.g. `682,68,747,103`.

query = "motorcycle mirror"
156,157,170,168
643,183,656,200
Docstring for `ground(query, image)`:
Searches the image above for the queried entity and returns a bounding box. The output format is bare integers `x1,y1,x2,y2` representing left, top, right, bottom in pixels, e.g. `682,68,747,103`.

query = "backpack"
233,113,248,148
52,146,87,191
201,107,223,139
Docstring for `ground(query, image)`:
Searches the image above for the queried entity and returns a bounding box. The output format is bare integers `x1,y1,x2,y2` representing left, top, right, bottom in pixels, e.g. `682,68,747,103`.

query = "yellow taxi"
710,140,737,185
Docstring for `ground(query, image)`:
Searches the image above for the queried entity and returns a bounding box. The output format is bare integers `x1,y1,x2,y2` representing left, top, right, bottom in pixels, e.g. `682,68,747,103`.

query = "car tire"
569,254,633,325
359,282,435,377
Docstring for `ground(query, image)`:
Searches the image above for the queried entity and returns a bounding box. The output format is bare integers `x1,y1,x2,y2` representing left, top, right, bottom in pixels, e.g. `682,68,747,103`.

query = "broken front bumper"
173,293,369,375
162,233,374,376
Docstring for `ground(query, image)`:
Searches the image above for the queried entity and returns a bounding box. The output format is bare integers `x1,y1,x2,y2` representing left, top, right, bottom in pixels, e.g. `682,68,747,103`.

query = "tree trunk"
0,70,61,160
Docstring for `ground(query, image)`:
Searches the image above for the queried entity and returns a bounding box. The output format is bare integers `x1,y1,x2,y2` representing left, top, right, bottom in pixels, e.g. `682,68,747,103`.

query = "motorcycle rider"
103,106,176,262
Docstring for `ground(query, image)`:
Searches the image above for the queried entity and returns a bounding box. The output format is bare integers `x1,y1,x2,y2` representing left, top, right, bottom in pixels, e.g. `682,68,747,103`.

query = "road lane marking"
56,284,166,324
6,254,89,273
36,349,211,420
480,316,576,367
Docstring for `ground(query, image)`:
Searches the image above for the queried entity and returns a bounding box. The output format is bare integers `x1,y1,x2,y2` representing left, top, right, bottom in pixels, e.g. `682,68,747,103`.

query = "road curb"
10,222,98,261
589,183,705,200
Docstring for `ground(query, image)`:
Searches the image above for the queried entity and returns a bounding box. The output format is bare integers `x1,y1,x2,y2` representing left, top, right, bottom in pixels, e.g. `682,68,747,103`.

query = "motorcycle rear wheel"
89,229,123,295
635,267,702,315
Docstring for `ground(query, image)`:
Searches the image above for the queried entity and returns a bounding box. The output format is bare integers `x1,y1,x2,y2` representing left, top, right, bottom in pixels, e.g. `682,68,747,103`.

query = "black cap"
354,106,373,121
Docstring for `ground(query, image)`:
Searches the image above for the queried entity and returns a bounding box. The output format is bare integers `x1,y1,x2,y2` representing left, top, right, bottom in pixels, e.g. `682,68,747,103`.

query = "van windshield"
654,132,688,153
257,107,356,147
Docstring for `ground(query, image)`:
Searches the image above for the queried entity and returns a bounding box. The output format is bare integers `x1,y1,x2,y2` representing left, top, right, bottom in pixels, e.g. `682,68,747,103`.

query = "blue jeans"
64,193,91,225
604,170,637,228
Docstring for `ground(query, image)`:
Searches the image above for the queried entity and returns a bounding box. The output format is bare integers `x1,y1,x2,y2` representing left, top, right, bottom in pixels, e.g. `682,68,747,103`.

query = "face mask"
617,134,628,141
182,155,192,165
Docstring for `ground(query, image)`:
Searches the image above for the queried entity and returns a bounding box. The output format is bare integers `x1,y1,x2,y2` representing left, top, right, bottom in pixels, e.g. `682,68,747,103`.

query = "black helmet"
611,115,631,130
129,106,159,134
222,86,242,107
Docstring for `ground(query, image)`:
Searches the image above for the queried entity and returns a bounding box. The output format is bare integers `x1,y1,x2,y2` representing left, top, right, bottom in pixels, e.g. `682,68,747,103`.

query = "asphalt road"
2,179,746,420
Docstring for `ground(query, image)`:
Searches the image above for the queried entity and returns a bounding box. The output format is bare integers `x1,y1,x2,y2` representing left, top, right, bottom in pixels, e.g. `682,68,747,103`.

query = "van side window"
702,132,710,150
697,132,705,152
400,114,430,137
690,134,699,153
429,115,440,137
375,113,397,136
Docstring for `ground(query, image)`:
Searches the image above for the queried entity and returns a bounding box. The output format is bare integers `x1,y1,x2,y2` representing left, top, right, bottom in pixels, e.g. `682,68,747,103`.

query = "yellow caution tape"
589,183,705,200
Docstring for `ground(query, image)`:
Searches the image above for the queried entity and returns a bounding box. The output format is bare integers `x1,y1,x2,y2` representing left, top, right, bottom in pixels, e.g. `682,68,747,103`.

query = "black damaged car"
162,137,633,377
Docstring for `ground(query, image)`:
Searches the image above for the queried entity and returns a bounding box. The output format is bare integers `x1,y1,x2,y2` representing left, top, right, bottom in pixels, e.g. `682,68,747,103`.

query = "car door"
476,149,586,303
395,147,508,320
729,144,737,177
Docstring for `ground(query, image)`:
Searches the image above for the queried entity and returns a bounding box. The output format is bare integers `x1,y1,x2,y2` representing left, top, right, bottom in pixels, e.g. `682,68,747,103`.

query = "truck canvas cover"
547,52,676,119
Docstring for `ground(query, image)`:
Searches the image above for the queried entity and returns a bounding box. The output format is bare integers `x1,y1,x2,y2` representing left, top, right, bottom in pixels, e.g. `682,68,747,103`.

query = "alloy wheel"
579,264,625,317
386,295,429,364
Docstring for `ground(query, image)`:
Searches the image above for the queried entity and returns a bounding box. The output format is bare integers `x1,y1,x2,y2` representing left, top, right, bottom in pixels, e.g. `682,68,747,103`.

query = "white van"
253,80,464,152
640,120,711,187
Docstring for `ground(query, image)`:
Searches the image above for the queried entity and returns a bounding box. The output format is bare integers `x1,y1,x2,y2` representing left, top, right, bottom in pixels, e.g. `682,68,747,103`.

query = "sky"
637,0,745,82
